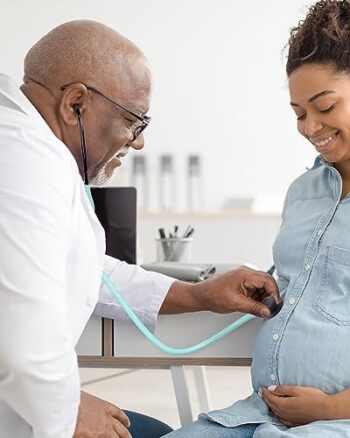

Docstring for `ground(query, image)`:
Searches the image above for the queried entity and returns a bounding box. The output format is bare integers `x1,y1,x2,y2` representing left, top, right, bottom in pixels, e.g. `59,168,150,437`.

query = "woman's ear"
58,84,89,125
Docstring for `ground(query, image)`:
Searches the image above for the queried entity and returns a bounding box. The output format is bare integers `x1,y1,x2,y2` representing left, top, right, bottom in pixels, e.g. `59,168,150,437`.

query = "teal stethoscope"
75,103,280,355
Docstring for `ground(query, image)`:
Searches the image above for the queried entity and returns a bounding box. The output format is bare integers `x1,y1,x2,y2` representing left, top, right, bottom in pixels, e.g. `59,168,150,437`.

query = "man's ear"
58,84,89,125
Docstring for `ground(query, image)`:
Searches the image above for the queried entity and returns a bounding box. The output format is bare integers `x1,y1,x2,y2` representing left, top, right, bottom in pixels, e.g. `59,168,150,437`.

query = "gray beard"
90,164,111,186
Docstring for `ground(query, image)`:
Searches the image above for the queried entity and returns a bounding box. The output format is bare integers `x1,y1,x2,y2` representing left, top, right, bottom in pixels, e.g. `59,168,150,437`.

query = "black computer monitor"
91,187,137,264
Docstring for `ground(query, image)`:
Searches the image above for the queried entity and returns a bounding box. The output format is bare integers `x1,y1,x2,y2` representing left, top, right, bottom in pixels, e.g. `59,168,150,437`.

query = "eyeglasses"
60,83,151,142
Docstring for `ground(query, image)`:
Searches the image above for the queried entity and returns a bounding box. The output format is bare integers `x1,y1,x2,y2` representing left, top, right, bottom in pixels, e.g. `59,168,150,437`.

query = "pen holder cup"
156,238,193,262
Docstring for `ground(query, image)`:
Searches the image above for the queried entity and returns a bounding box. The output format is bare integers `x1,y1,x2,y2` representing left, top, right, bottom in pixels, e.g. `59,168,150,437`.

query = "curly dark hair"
287,0,350,76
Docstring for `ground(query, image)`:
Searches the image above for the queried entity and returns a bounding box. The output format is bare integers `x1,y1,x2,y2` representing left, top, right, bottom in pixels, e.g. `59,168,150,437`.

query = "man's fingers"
109,406,130,428
249,290,263,302
238,295,271,318
113,420,132,438
262,276,280,303
75,393,131,438
243,272,280,303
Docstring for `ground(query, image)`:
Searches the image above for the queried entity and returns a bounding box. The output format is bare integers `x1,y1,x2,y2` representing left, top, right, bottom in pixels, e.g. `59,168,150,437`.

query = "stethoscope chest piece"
262,297,283,318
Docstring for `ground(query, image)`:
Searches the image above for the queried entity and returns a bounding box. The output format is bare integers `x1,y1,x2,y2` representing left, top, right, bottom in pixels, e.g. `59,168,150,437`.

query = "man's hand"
261,385,332,427
160,266,280,318
195,267,280,317
73,391,131,438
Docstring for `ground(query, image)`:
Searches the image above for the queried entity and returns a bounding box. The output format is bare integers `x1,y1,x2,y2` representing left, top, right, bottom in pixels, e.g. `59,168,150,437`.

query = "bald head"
21,21,152,185
24,20,151,100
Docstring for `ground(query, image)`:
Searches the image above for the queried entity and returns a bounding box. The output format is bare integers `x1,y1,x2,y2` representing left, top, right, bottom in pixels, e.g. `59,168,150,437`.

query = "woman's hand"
261,385,332,427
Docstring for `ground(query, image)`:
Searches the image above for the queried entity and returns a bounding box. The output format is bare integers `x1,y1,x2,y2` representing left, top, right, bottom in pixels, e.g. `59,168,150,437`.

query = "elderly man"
0,20,279,438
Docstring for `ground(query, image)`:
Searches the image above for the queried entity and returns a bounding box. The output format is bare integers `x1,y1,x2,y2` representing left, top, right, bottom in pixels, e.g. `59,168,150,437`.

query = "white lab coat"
0,74,175,438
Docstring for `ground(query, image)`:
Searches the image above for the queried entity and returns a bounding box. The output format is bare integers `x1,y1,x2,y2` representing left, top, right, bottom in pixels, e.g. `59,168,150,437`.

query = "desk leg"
170,366,193,427
193,366,212,412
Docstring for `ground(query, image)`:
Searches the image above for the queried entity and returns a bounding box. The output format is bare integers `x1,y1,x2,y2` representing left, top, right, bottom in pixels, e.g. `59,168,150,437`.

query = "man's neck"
20,82,63,141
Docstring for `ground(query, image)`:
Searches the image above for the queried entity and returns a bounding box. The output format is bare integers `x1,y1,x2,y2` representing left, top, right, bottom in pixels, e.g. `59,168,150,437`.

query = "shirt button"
272,334,279,341
270,373,276,381
317,230,322,236
289,298,296,305
304,264,311,271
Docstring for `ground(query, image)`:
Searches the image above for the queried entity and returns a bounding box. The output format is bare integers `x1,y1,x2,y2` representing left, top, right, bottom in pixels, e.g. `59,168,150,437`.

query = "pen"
185,227,194,238
158,228,166,239
158,228,170,259
182,225,192,238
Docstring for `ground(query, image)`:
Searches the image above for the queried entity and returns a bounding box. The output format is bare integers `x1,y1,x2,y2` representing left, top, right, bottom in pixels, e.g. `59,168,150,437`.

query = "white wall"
138,214,282,269
1,0,316,211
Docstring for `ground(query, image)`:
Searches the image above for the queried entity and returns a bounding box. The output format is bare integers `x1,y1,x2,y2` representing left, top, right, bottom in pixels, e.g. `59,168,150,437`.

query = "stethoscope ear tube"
102,271,256,355
76,108,89,185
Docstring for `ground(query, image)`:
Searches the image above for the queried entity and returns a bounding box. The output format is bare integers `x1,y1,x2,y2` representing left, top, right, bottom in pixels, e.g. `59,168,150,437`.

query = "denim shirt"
203,156,350,437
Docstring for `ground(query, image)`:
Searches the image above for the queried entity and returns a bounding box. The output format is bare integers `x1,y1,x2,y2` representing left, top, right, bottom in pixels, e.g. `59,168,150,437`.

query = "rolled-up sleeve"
0,121,80,437
94,255,175,332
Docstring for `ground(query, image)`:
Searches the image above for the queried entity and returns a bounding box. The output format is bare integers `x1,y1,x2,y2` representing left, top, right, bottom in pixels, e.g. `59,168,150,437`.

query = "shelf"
138,210,281,220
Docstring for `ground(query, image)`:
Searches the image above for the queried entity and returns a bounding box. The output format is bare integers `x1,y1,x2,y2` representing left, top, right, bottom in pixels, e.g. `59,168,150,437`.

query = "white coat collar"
0,74,44,121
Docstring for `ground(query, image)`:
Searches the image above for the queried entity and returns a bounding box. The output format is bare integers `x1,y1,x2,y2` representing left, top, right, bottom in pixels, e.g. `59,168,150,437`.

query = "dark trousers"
124,410,174,438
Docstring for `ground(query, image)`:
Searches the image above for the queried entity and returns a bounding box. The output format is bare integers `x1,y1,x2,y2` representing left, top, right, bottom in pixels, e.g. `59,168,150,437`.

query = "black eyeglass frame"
60,83,151,142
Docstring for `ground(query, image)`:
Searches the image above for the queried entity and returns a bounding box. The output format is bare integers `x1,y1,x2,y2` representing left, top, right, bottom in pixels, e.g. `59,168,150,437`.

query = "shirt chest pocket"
313,246,350,326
